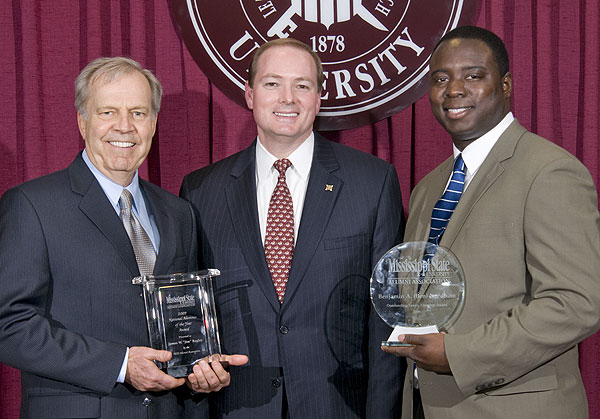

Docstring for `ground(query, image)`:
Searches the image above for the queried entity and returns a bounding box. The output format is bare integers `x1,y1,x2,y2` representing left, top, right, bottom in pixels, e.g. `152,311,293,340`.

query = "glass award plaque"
132,269,222,377
370,242,465,346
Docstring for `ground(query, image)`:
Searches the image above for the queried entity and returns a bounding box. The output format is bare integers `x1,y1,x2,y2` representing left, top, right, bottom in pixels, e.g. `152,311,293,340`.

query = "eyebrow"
261,73,314,84
430,65,487,74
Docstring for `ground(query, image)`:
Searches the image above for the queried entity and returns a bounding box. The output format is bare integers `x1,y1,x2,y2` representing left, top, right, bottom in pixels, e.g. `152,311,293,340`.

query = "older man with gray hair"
0,56,244,418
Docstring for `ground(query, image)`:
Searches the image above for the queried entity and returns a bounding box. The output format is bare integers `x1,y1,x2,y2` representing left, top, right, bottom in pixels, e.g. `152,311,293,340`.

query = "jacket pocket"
26,391,101,418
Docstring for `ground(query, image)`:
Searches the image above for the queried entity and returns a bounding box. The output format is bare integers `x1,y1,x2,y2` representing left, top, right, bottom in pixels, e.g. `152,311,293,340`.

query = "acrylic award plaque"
132,269,222,377
370,242,465,346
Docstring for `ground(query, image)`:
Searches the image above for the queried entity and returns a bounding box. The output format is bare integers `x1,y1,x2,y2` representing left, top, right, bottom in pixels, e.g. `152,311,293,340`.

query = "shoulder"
505,127,591,181
182,146,253,192
517,130,579,161
317,135,395,180
328,138,391,168
142,180,193,213
2,167,70,205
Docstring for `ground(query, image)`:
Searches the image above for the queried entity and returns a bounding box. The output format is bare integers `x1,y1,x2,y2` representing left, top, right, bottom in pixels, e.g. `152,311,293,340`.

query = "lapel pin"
325,184,334,192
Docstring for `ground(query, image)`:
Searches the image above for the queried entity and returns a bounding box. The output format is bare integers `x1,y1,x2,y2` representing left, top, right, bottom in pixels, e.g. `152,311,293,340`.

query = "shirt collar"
453,112,515,174
255,132,314,182
82,148,142,211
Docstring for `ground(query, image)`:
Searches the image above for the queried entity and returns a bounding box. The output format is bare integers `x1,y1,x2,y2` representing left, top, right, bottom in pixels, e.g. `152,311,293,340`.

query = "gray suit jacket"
181,134,406,419
403,120,600,418
0,154,198,418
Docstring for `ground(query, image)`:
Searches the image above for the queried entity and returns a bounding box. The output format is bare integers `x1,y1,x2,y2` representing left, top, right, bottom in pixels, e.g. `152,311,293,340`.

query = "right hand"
125,346,185,392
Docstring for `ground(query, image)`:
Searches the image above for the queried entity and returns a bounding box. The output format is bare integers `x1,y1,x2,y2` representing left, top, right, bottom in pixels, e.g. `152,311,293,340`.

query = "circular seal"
170,0,478,130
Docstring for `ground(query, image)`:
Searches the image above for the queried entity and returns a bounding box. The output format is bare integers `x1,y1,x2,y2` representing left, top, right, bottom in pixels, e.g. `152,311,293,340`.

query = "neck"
258,133,312,159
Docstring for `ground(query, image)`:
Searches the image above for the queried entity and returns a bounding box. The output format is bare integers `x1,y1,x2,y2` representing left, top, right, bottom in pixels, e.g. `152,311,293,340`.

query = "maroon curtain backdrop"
1,1,599,417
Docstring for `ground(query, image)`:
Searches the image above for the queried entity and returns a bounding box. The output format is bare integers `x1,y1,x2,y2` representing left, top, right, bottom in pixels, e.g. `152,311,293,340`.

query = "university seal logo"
170,0,478,130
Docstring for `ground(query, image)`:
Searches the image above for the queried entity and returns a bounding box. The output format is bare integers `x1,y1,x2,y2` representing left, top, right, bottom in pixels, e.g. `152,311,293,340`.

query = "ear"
77,112,87,140
244,81,254,110
502,72,513,98
151,113,158,136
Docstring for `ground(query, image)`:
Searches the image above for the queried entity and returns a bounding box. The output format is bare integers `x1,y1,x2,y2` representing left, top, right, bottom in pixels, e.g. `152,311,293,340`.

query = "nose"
279,83,295,104
445,78,465,98
115,111,134,132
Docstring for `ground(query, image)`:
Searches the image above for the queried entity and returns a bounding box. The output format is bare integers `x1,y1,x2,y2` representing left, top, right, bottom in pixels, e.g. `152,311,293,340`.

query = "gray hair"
75,57,162,119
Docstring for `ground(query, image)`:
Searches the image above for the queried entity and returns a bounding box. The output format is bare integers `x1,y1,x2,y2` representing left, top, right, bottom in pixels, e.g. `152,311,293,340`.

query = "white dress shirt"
452,112,515,191
255,134,314,244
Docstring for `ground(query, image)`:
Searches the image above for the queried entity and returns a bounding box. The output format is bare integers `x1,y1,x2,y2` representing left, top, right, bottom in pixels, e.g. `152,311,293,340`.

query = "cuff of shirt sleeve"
116,347,129,383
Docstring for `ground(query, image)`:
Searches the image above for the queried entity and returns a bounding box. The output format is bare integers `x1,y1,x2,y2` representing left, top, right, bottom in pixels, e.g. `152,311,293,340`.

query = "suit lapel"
68,154,139,277
441,120,526,248
283,135,342,309
410,158,454,242
225,143,281,312
142,181,175,275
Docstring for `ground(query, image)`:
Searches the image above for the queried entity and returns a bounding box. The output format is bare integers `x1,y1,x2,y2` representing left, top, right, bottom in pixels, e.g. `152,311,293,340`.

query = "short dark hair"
433,26,509,77
247,38,324,92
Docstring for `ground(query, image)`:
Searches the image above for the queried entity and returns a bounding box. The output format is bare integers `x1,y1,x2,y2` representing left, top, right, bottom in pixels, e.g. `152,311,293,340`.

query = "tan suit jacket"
402,120,600,418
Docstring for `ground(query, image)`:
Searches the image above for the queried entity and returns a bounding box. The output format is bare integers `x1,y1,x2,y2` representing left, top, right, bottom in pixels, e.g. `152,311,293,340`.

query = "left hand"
382,333,451,374
186,353,249,393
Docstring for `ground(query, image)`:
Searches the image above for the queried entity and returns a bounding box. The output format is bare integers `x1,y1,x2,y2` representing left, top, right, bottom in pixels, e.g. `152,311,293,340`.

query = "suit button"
142,396,152,407
494,379,505,385
475,385,484,391
279,325,289,334
272,378,282,388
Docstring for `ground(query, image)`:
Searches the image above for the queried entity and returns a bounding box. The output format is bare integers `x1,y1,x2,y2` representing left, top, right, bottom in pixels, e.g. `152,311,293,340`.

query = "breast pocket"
323,233,369,250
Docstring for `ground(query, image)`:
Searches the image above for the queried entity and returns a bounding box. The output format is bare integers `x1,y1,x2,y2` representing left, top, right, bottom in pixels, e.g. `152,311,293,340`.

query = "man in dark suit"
383,26,600,418
180,38,406,418
0,57,238,418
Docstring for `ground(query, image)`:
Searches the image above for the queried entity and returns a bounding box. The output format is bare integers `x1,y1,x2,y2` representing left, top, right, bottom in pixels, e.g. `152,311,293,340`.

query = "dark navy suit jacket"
181,134,406,419
0,154,197,418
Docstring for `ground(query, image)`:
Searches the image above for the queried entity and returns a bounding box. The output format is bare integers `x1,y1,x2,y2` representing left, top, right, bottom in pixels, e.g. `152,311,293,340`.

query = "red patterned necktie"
265,159,294,304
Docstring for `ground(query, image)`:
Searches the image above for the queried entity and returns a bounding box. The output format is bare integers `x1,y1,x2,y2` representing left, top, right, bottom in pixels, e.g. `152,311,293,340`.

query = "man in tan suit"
383,26,600,418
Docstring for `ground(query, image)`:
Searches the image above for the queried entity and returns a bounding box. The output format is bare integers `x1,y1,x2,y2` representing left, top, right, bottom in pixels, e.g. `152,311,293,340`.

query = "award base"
383,324,439,347
382,341,415,347
167,364,195,377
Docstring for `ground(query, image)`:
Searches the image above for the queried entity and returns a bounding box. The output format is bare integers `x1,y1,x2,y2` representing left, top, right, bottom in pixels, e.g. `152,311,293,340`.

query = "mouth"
274,112,299,118
444,106,473,119
109,141,135,148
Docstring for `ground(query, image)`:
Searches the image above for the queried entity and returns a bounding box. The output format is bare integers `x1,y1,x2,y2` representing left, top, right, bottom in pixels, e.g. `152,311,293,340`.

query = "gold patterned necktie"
264,159,295,304
119,189,156,276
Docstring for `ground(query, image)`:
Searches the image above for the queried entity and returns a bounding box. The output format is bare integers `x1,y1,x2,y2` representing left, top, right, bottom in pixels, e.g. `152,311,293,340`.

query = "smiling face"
77,71,157,186
429,38,512,150
245,45,321,157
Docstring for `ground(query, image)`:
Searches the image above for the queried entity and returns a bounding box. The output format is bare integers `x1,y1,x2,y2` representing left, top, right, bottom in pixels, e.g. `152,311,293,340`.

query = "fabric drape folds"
1,1,599,417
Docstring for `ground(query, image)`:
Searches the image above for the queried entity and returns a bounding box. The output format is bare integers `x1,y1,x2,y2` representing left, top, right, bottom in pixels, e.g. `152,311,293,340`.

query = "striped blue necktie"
418,154,466,293
428,154,466,245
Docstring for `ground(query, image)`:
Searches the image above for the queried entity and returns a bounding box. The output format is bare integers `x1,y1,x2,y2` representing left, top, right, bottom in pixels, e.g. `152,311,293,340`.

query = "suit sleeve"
184,199,199,272
0,188,126,394
366,164,407,418
445,157,600,395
